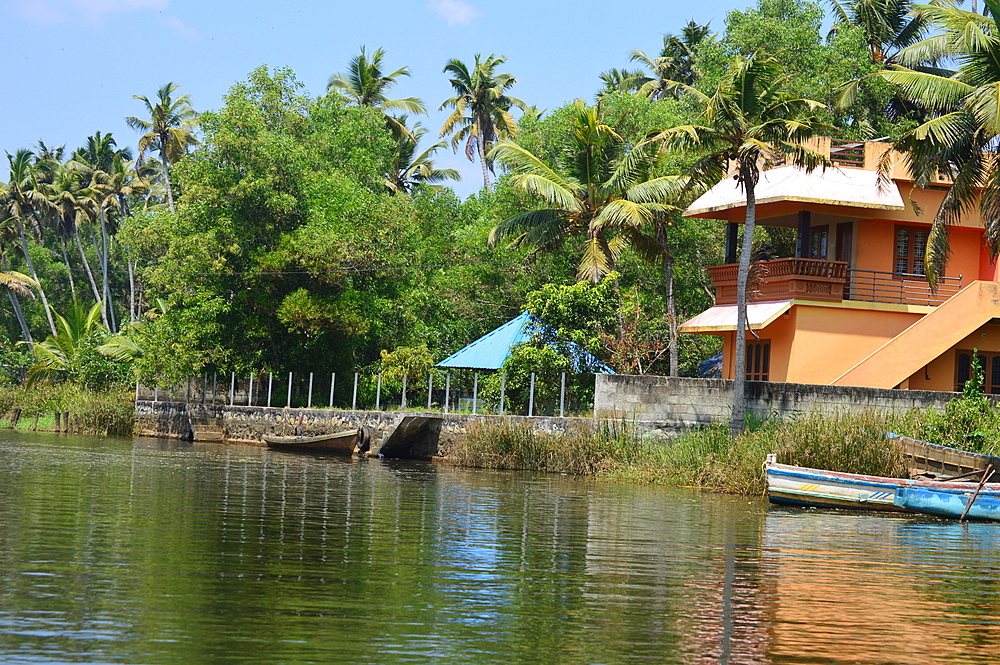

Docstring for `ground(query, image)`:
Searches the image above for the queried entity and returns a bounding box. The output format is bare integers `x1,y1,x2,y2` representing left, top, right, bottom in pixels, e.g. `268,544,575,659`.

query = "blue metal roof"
436,312,615,373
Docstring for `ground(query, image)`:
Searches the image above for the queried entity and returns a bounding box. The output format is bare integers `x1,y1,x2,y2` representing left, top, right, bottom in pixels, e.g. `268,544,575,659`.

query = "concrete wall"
135,401,586,456
593,374,981,435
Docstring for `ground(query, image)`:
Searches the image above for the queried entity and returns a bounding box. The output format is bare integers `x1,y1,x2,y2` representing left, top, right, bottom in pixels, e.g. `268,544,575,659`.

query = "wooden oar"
959,464,994,522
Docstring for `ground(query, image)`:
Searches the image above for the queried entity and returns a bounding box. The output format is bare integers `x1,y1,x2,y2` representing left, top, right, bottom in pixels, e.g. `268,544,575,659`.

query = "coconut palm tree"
440,54,527,191
101,156,148,322
489,99,686,283
647,54,831,432
42,165,90,304
328,46,426,137
385,119,461,194
23,299,106,386
852,3,1000,286
0,149,57,336
597,68,645,99
0,215,37,342
489,99,693,372
125,83,198,213
630,22,713,100
826,0,928,64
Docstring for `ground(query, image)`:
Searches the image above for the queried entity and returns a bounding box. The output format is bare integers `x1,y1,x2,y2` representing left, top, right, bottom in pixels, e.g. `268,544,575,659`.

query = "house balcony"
706,258,963,306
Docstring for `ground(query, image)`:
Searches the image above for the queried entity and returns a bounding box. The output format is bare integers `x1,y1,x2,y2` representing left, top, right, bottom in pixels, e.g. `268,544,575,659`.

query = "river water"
0,431,998,664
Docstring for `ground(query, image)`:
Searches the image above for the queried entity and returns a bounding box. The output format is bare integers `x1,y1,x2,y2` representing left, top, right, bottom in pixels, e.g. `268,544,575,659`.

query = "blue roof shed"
436,312,614,373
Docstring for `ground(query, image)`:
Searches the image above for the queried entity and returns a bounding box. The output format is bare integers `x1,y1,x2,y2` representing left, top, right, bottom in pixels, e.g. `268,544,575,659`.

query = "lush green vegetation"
0,0,992,431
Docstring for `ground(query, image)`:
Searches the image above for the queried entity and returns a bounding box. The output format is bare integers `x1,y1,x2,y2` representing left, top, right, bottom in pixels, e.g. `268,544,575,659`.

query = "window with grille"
894,226,928,276
956,350,1000,393
745,339,771,381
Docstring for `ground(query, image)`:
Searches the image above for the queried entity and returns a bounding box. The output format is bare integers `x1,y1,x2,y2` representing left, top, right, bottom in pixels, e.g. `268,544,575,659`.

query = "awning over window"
679,300,793,333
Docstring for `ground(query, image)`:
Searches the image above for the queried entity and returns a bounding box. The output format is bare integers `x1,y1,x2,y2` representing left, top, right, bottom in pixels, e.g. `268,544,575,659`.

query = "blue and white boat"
893,485,1000,521
765,457,907,511
766,434,1000,513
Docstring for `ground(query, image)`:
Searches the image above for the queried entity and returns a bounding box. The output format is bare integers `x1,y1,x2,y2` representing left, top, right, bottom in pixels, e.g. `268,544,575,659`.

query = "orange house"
680,137,1000,392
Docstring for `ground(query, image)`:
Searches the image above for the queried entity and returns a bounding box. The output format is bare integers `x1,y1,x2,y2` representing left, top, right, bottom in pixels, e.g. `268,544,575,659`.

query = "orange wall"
851,219,981,281
720,304,923,384
906,323,1000,391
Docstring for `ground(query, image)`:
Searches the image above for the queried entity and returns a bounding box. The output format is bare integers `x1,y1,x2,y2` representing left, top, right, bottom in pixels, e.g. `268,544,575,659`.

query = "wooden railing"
830,139,866,168
846,269,962,306
706,258,848,304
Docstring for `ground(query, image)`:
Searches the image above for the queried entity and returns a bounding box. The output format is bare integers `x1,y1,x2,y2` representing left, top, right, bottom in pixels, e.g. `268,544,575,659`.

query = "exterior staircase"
832,281,1000,389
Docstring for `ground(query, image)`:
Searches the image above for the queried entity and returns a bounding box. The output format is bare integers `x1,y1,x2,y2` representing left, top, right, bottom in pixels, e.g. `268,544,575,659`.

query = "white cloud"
159,14,198,40
428,0,481,26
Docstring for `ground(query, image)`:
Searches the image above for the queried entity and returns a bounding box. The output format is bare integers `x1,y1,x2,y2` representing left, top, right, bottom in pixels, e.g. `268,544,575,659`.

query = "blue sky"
0,0,754,197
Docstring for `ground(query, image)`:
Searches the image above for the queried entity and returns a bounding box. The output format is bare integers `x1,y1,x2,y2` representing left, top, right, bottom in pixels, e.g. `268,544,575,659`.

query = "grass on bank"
0,383,134,437
449,409,930,495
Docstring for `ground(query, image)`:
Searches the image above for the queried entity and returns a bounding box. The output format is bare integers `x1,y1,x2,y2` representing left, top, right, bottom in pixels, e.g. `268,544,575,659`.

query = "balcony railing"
706,259,963,307
846,269,962,306
707,258,848,304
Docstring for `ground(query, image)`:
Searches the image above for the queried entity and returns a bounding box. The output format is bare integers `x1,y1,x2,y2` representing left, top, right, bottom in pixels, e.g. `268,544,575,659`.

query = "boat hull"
263,428,366,455
894,486,1000,521
766,462,905,512
767,435,1000,513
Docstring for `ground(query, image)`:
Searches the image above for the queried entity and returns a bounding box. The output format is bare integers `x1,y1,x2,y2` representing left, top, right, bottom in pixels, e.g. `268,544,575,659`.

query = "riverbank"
447,409,917,495
0,385,134,436
8,379,998,495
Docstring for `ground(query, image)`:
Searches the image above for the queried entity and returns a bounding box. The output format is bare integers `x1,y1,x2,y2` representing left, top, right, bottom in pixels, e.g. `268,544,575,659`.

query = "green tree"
858,3,1000,286
596,68,645,99
327,46,427,138
629,21,713,100
0,216,36,343
385,120,460,194
826,0,928,64
488,100,685,283
22,299,106,385
0,149,58,336
440,54,527,191
649,54,830,432
125,82,199,213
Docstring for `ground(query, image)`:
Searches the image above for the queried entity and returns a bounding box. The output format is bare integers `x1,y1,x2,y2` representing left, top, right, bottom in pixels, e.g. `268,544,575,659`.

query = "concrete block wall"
134,401,590,455
594,374,978,433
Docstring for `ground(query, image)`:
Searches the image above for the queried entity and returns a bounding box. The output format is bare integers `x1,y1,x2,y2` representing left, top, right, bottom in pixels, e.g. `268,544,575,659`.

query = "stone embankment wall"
594,374,970,435
135,401,583,456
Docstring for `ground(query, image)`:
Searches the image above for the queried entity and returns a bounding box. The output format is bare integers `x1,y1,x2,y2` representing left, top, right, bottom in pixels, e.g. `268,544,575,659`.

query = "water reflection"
1,432,999,664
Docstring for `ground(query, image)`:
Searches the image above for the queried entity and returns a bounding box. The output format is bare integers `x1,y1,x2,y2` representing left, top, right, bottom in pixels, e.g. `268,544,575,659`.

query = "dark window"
895,226,928,277
810,226,829,259
746,339,771,381
956,350,1000,393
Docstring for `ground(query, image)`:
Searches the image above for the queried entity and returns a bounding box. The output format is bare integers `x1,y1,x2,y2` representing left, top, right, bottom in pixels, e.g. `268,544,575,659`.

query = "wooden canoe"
766,459,909,511
765,458,997,513
894,484,1000,521
263,427,369,455
889,432,1000,478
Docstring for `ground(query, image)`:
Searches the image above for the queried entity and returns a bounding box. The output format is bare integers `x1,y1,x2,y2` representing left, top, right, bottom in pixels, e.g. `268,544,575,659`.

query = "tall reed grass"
449,408,917,495
0,384,134,436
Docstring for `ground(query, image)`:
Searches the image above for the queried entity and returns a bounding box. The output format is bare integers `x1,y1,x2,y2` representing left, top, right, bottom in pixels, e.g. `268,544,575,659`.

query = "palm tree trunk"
162,156,175,213
2,255,32,343
126,244,136,322
99,206,117,333
74,227,105,313
730,174,756,434
14,217,57,336
60,237,77,301
477,123,492,191
658,224,678,377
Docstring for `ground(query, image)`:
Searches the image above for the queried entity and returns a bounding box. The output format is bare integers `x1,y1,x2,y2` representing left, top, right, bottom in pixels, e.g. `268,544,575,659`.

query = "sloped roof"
679,301,793,333
684,165,906,218
436,312,614,373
